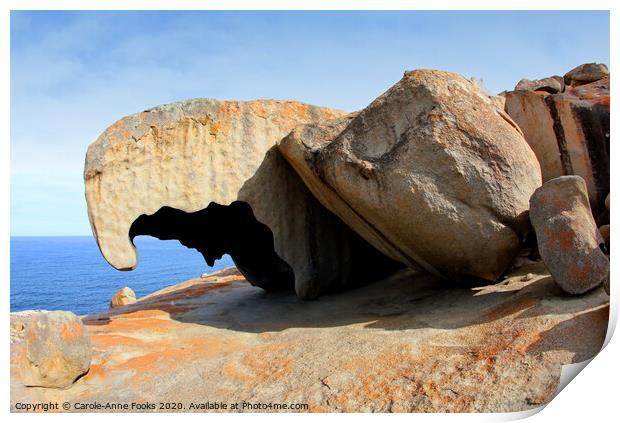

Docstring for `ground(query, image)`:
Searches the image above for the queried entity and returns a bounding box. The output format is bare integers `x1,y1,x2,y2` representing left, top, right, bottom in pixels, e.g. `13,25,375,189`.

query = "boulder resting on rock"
515,76,564,93
564,63,609,87
505,66,610,213
529,175,609,294
11,310,92,389
279,69,542,283
84,99,399,299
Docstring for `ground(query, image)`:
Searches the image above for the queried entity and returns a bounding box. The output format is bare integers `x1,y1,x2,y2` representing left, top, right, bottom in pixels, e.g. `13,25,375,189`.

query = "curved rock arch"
84,99,399,299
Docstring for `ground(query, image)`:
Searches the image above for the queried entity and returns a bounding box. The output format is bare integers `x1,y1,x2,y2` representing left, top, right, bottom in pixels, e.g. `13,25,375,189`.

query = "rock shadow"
84,260,609,359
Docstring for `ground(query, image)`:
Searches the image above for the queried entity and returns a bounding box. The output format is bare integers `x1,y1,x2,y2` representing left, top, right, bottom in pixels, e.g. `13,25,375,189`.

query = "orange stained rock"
209,121,221,139
82,363,108,382
10,260,609,412
88,316,177,334
308,404,330,413
281,102,310,120
60,320,86,342
545,227,576,251
111,309,171,320
89,333,149,349
113,335,243,384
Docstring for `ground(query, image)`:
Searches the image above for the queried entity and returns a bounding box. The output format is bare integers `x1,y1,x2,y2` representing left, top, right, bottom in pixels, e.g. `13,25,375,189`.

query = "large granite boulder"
11,311,92,389
279,69,542,283
529,175,609,294
505,65,609,213
84,99,398,299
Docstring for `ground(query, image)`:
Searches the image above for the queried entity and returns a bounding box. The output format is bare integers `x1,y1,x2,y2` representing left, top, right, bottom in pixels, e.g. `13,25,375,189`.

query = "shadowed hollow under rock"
129,201,401,295
10,261,609,412
83,99,400,299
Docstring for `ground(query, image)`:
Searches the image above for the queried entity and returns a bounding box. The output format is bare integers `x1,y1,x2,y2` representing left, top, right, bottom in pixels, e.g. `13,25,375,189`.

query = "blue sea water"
10,236,234,315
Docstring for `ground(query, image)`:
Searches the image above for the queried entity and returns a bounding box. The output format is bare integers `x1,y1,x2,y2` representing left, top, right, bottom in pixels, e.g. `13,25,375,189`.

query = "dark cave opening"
129,202,295,291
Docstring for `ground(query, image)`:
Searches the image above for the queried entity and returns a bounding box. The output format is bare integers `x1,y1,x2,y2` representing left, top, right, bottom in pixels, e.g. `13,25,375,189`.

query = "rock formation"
11,64,612,413
505,64,610,213
529,176,609,294
10,263,609,412
110,287,137,308
84,99,398,299
515,76,564,94
279,69,542,283
564,63,609,87
11,311,92,389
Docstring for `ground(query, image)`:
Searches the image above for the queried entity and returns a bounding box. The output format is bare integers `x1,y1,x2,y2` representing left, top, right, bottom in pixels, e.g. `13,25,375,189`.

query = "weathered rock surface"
11,263,608,412
11,311,92,389
515,76,564,93
110,287,137,308
279,69,542,283
84,99,397,299
564,63,609,87
505,69,610,213
530,176,609,294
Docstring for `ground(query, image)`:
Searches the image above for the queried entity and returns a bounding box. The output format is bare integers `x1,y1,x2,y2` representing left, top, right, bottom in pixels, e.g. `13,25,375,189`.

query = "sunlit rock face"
529,176,609,295
10,262,610,412
279,69,542,284
505,69,609,214
84,99,400,299
11,310,92,389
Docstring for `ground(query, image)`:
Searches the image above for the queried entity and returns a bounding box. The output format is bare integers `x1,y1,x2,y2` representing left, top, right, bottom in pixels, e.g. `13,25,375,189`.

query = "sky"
10,10,610,236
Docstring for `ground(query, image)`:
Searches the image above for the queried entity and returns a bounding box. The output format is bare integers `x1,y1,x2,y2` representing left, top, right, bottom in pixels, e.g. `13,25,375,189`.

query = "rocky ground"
11,260,609,413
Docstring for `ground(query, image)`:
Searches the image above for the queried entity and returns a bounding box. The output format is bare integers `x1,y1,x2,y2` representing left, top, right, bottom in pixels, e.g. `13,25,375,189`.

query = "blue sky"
10,10,610,236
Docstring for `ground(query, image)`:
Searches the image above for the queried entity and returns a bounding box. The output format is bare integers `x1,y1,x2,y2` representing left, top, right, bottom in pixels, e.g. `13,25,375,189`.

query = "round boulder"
529,175,609,294
110,286,137,308
14,310,92,389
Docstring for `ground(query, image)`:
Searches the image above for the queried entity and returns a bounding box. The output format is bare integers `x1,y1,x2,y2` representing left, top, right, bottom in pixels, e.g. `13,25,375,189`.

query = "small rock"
515,76,563,93
564,63,609,86
201,273,210,279
110,287,136,308
529,176,609,294
13,310,92,389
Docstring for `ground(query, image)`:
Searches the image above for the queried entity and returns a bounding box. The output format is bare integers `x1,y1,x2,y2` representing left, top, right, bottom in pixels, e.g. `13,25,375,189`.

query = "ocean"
10,236,234,316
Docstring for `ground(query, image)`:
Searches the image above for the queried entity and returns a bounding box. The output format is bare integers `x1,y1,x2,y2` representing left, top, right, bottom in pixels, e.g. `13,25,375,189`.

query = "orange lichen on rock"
60,320,86,342
11,261,609,412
